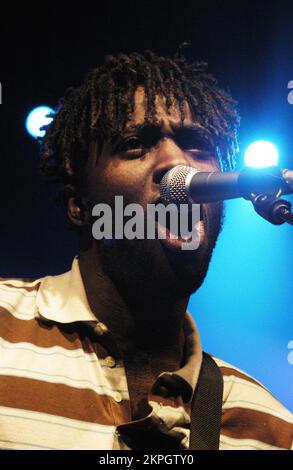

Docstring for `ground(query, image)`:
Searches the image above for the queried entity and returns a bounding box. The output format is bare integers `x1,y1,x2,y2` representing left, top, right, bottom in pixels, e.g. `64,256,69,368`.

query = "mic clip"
250,193,293,226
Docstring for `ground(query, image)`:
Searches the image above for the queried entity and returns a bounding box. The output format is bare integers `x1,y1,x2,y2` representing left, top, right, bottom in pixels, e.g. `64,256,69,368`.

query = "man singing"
0,50,292,450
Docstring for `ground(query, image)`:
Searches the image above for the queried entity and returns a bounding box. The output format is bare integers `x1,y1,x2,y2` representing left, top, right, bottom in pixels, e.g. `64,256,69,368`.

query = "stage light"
244,140,279,167
25,106,54,139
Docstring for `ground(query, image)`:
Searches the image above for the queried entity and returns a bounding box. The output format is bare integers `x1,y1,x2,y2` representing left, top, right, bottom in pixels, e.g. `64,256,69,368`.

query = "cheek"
84,159,149,206
188,158,220,173
202,201,223,241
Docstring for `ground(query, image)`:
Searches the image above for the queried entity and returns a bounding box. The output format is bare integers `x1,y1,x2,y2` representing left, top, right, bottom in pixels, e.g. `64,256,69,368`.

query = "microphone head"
160,164,198,205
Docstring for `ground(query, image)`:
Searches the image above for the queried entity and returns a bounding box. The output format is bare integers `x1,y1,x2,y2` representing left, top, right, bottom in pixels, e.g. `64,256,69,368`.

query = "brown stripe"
220,366,266,389
0,307,110,357
0,307,81,350
0,375,131,426
221,406,293,449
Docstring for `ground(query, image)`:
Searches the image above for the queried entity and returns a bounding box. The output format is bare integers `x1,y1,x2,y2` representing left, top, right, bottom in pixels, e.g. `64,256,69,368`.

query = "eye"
180,136,212,152
176,135,215,161
119,137,144,154
174,128,215,153
189,149,215,161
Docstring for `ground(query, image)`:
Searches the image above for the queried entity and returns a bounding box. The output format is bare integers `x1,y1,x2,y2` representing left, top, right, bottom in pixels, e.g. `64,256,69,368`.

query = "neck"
78,246,189,358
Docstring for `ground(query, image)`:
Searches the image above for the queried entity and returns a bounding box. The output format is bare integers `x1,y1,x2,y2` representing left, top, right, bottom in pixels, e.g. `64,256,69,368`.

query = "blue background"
189,195,293,411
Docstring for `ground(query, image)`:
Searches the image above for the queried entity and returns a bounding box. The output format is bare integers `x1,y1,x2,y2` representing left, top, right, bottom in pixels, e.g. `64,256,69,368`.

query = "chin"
96,201,222,302
163,244,213,297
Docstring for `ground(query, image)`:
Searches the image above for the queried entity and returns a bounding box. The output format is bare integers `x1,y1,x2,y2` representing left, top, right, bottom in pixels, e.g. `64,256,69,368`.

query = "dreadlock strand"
40,49,240,191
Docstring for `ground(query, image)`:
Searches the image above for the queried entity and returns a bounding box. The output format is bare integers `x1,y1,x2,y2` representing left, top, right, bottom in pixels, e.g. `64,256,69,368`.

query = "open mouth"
153,199,201,251
155,209,194,232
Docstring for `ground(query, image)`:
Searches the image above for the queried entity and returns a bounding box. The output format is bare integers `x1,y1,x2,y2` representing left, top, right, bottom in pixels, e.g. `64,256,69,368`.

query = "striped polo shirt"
0,257,292,450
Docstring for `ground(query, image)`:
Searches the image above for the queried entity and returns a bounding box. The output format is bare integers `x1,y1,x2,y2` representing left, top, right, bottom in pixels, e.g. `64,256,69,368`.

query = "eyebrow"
125,122,210,136
123,121,212,138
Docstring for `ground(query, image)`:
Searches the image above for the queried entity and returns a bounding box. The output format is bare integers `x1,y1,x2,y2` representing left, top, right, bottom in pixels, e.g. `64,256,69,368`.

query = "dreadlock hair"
40,49,240,199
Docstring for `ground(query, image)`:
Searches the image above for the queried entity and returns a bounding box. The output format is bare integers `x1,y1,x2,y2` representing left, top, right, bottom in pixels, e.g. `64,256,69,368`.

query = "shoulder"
0,277,42,321
211,355,293,450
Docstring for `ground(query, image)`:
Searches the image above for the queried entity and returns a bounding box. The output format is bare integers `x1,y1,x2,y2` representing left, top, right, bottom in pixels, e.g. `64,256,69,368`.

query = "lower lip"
155,222,200,252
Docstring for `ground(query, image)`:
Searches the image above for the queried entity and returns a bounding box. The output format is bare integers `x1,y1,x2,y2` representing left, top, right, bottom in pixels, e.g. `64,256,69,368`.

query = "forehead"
127,85,194,128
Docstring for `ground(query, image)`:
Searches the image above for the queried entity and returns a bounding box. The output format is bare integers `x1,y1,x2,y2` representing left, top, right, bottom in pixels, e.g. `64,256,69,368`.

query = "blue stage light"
25,106,54,139
244,140,279,167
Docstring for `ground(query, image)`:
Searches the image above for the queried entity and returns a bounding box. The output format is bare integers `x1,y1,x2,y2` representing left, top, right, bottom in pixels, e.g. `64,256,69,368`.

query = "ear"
67,196,90,226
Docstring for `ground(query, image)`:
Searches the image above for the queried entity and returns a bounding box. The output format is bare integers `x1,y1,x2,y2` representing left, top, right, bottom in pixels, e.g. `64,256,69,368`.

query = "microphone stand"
249,193,293,226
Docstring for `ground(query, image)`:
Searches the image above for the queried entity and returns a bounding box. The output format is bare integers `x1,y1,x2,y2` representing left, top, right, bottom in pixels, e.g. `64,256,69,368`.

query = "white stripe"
221,376,293,423
0,299,36,320
213,356,265,388
0,337,129,400
212,356,293,423
0,280,41,319
222,399,293,423
0,285,38,320
0,285,37,298
0,279,41,288
0,440,55,450
0,336,98,360
0,406,115,450
219,433,288,450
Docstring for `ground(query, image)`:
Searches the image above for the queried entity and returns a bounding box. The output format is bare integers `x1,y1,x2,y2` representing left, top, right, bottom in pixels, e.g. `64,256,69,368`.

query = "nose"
152,138,190,186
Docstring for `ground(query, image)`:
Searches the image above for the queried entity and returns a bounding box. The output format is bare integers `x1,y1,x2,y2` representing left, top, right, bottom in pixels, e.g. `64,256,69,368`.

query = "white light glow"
26,106,54,139
244,140,279,167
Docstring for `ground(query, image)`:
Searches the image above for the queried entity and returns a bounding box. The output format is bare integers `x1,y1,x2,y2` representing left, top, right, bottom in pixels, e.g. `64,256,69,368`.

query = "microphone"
160,165,293,204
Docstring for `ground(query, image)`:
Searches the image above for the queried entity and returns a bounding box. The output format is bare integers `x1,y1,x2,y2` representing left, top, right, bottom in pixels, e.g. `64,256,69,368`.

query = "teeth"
155,210,194,236
153,197,197,237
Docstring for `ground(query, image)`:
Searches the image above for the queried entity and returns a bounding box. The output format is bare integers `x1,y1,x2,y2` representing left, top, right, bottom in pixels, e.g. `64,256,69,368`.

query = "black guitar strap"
189,352,224,450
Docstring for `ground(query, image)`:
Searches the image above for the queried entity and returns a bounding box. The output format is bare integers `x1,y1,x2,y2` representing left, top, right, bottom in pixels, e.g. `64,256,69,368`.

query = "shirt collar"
36,256,98,323
35,256,202,394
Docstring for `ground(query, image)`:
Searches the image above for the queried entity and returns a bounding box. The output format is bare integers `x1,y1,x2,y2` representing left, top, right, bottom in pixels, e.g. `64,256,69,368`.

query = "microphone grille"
160,164,196,205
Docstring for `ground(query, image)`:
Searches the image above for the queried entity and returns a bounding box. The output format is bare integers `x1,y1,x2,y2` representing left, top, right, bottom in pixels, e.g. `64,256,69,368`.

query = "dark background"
0,1,293,409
